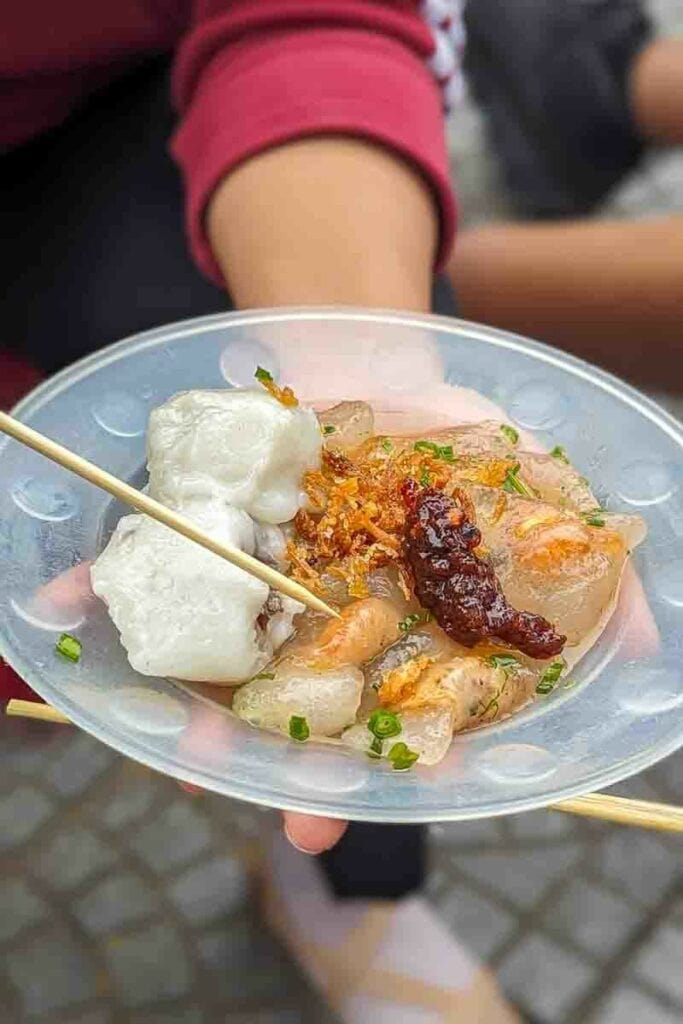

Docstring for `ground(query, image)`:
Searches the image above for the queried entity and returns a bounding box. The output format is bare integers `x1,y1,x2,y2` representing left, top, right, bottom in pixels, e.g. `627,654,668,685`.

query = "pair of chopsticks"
2,412,682,834
5,698,682,833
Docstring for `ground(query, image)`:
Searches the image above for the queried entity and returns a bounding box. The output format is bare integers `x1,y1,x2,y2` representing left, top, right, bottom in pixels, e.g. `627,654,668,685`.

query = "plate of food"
1,308,681,821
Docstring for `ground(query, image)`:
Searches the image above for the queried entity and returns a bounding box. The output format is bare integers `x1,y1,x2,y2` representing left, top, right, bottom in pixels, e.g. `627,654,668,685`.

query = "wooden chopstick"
549,793,683,832
6,699,682,832
0,410,338,619
6,699,71,725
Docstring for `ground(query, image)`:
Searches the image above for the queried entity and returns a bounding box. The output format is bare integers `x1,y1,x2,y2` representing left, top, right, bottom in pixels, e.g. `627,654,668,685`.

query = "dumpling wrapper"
319,400,375,449
91,498,302,683
342,707,455,766
253,522,289,568
147,388,321,524
233,663,364,737
469,486,646,647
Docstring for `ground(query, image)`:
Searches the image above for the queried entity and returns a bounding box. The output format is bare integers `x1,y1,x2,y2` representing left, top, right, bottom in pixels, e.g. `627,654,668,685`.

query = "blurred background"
0,1,681,1023
448,0,683,420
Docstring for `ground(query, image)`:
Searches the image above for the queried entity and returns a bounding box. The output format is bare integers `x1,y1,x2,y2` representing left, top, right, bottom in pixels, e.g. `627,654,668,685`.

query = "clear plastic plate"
1,308,681,822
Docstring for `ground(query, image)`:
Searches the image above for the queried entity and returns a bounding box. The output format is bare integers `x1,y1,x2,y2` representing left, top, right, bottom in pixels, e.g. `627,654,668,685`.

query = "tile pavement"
431,769,682,1024
0,729,338,1024
73,873,158,935
0,3,681,1022
0,714,679,1024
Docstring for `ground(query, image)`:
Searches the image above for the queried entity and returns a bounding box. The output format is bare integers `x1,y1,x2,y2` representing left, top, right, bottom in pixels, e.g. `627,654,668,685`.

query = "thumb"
283,811,348,854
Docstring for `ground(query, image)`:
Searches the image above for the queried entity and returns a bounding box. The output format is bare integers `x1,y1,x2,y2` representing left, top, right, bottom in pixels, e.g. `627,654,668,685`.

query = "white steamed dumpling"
253,522,289,569
146,389,321,524
91,497,301,683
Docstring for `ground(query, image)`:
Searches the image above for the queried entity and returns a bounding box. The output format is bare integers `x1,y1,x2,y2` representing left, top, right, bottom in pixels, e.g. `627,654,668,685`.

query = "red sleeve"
171,0,456,286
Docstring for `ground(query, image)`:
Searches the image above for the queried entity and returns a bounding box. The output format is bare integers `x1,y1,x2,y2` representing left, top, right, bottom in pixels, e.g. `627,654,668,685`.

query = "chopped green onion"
368,709,402,740
419,465,431,487
55,633,81,663
478,689,503,720
563,678,577,690
542,661,565,683
396,610,431,634
255,366,273,384
252,671,275,681
550,445,570,464
387,741,419,771
500,424,519,446
367,736,383,759
398,611,433,634
399,613,421,632
488,654,520,674
503,463,534,498
413,440,457,464
583,508,606,528
536,660,565,695
381,438,393,453
322,424,336,435
289,715,310,742
414,440,439,456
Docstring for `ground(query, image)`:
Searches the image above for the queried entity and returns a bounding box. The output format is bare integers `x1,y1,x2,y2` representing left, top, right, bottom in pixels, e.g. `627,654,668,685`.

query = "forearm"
206,137,438,312
450,218,683,387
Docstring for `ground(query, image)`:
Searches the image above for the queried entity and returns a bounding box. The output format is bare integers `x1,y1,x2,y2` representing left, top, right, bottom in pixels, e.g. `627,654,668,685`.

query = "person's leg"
450,215,683,388
263,827,520,1024
1,58,225,375
318,822,427,899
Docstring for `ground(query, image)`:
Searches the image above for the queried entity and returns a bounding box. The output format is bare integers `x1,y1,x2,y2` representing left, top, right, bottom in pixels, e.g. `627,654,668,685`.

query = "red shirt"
1,1,458,284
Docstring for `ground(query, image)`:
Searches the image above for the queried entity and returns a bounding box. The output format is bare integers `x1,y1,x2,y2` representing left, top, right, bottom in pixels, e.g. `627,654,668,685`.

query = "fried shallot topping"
287,442,517,598
403,486,566,659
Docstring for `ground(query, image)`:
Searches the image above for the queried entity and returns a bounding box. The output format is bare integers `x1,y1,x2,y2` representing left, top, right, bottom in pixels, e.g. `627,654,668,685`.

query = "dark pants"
3,59,454,897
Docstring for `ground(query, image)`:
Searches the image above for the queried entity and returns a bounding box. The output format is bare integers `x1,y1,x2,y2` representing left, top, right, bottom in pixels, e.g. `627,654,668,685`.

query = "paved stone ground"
0,723,337,1024
0,716,680,1024
1,3,682,1023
